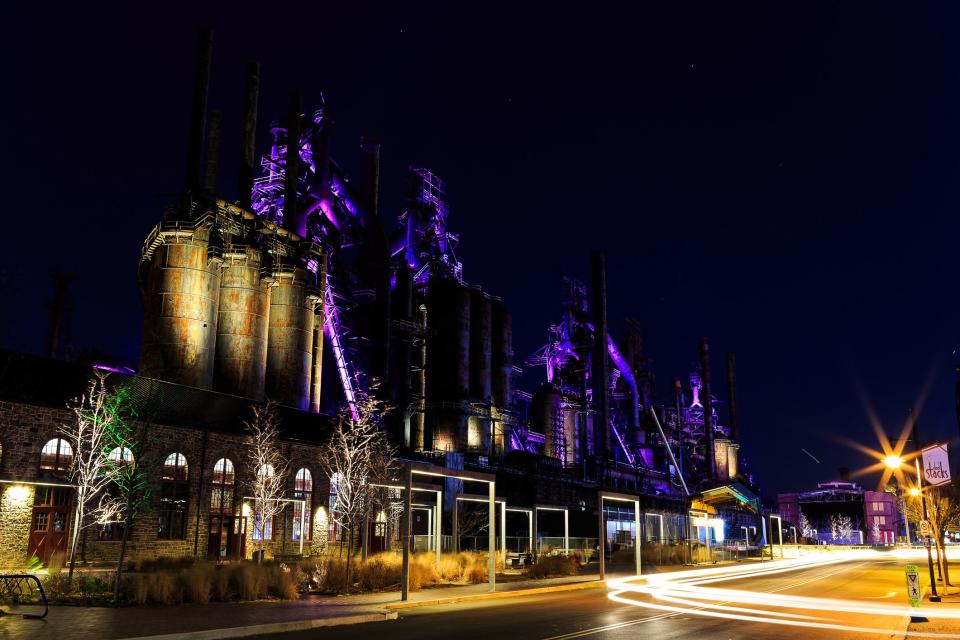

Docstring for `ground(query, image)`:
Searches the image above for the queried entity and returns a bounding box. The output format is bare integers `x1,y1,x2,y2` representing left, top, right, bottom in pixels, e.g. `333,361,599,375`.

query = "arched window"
158,453,189,540
99,447,135,542
40,438,73,472
328,472,344,542
292,468,313,541
107,446,135,468
211,458,235,514
252,464,277,541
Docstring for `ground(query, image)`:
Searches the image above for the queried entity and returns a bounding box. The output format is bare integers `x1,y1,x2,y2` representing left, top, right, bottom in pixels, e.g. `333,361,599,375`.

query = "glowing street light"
908,487,920,497
884,454,904,470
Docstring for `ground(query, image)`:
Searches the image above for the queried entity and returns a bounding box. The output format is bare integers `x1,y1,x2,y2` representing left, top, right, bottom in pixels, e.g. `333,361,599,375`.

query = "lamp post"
885,450,940,602
884,455,912,545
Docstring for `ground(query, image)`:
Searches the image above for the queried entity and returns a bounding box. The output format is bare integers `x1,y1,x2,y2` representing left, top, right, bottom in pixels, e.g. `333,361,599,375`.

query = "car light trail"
607,550,960,637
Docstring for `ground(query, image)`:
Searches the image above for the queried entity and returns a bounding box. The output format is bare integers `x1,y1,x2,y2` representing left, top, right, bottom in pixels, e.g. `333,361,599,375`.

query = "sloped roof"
0,349,334,444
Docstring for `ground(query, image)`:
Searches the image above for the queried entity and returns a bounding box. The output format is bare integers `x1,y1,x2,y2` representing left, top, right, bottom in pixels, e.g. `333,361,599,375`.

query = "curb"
116,611,398,640
386,579,605,610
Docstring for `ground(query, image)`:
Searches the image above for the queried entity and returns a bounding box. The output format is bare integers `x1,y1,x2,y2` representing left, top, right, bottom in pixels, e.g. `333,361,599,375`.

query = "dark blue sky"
4,2,960,496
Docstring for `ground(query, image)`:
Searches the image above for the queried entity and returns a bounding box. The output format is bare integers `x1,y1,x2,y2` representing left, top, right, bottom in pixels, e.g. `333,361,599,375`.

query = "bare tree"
798,513,813,540
319,382,393,592
828,515,840,543
828,514,853,544
59,370,134,581
246,402,289,561
837,515,854,543
871,518,881,545
905,486,960,585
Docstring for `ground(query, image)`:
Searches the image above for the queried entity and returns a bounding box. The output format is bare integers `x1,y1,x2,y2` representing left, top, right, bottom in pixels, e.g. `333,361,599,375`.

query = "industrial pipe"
606,335,641,440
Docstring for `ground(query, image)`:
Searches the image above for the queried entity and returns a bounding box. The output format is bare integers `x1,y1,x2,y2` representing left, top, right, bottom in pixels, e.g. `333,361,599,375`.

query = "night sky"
4,2,960,497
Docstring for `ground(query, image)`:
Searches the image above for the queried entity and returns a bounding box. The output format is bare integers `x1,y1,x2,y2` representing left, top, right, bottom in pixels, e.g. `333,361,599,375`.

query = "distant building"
778,475,897,545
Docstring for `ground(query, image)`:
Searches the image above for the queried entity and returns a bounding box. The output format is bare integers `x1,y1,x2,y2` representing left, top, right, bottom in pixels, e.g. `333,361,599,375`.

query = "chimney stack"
185,27,213,192
700,337,715,481
283,91,303,236
361,138,381,219
203,110,222,193
726,351,739,443
237,61,260,210
591,251,610,460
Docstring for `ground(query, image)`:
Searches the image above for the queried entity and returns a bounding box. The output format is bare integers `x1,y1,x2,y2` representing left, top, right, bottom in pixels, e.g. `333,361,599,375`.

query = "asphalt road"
248,559,919,639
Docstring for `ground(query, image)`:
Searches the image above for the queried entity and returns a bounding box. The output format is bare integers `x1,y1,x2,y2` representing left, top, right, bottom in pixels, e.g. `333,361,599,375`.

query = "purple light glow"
92,363,136,375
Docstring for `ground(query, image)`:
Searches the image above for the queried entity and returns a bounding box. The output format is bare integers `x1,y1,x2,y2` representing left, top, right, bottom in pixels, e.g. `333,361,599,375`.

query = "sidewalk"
0,573,608,640
906,584,960,637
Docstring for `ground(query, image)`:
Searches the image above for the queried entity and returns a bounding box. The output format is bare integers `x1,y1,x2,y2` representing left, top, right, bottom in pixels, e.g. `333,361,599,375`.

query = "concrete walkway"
0,573,608,640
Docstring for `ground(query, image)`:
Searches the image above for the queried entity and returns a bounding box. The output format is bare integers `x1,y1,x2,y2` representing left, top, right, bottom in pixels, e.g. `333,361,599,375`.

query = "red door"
209,515,247,560
28,487,71,566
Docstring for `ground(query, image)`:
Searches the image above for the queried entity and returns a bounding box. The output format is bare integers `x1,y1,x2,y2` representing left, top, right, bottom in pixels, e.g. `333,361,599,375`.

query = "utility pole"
910,407,941,602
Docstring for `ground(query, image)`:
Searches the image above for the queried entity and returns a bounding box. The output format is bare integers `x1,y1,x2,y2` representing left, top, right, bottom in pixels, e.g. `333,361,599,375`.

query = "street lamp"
886,452,941,602
884,455,904,470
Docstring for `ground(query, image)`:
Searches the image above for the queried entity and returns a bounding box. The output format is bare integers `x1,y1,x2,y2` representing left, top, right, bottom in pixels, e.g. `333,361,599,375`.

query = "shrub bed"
524,554,580,579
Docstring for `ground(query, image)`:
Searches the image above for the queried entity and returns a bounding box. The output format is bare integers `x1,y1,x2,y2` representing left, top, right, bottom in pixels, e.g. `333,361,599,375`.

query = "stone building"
0,349,341,568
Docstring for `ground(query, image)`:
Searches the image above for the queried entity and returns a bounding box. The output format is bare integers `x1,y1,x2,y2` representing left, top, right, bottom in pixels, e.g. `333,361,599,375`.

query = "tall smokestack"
361,137,381,219
46,270,76,360
700,337,715,481
203,110,222,193
312,101,333,195
283,91,302,236
237,61,260,210
591,251,610,460
185,27,213,192
726,351,739,443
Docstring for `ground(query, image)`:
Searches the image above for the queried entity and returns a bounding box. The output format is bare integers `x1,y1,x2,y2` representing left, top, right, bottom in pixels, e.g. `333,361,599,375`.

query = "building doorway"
28,486,71,566
208,515,246,560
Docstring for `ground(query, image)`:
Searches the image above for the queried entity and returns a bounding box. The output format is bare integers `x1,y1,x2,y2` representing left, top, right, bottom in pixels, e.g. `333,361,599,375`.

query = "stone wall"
0,484,35,568
0,399,332,568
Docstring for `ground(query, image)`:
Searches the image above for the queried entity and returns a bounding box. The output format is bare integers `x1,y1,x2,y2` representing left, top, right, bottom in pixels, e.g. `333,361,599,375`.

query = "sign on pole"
922,443,951,487
905,565,921,608
919,519,932,538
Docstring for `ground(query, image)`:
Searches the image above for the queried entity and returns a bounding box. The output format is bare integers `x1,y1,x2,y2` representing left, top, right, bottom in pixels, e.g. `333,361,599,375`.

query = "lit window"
257,463,275,478
211,458,235,514
162,453,188,481
40,438,74,472
108,447,135,467
292,468,313,541
158,453,189,540
329,473,344,542
252,511,273,541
